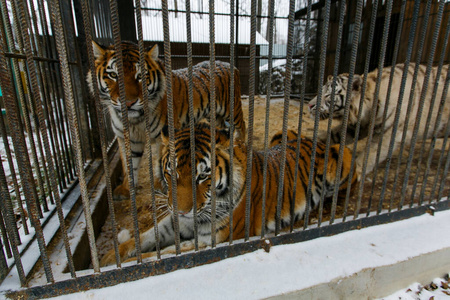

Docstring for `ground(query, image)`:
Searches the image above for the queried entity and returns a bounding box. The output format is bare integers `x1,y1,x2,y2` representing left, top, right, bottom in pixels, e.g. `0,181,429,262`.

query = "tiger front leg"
113,137,144,200
100,215,176,266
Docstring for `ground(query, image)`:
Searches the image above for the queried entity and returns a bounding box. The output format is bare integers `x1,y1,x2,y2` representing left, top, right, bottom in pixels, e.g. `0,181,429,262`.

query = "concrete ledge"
275,247,450,300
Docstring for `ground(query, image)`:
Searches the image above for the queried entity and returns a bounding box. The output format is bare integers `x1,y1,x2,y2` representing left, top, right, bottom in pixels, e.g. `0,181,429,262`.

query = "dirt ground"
96,96,450,258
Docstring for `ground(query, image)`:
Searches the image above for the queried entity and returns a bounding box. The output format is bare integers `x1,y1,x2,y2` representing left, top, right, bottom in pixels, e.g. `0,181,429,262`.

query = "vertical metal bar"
0,0,29,240
318,0,346,225
185,0,198,250
0,145,26,285
208,0,217,247
347,0,394,216
0,98,28,235
369,0,420,214
274,0,295,235
294,2,314,227
401,1,445,207
428,62,450,203
18,0,77,277
260,0,275,237
9,0,44,218
0,21,53,284
416,18,450,204
0,209,12,258
82,0,121,267
134,0,162,259
392,0,432,210
228,0,236,244
25,0,76,278
366,0,407,213
36,0,68,192
244,0,257,241
109,0,142,262
436,131,450,201
161,0,181,255
27,0,56,208
328,0,364,224
340,0,380,220
0,224,9,281
48,0,98,273
304,0,332,229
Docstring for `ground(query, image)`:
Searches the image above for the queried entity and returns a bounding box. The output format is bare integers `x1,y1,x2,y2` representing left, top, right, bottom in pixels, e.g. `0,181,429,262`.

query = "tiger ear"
147,44,159,60
352,75,362,91
327,74,333,82
92,41,106,59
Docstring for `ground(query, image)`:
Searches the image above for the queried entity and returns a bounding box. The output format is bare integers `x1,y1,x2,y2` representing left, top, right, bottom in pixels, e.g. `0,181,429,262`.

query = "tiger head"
308,74,363,120
158,123,246,224
88,41,165,123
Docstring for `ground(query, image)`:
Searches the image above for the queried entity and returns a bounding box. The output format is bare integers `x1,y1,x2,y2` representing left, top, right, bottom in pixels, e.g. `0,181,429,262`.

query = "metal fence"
0,0,449,298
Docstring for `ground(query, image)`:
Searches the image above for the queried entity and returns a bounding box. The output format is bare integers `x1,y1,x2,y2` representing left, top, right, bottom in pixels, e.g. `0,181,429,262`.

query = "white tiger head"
308,74,362,120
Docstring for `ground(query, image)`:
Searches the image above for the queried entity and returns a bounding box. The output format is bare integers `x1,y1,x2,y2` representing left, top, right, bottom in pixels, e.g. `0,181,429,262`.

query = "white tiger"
308,63,450,174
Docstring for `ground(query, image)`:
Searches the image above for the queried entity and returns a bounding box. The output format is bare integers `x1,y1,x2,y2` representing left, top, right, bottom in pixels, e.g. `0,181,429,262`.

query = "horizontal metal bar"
6,199,449,299
3,52,78,65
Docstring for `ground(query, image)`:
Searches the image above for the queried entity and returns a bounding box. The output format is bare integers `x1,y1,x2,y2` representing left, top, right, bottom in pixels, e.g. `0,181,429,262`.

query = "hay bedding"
96,96,449,258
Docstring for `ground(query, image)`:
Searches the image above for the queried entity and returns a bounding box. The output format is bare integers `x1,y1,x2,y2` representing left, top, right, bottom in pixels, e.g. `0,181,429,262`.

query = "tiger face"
308,74,362,120
89,41,165,124
158,123,245,224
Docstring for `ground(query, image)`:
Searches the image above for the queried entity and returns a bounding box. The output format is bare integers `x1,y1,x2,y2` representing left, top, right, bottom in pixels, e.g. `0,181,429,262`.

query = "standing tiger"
100,123,357,266
308,63,450,174
87,41,246,199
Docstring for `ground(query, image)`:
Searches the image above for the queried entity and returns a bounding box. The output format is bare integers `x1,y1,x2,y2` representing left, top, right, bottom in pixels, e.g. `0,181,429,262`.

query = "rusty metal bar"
0,13,53,283
327,0,364,224
244,0,257,240
208,0,218,248
82,0,121,267
387,0,431,210
274,0,295,235
304,0,332,229
370,0,420,214
399,1,445,209
227,0,236,244
109,0,143,263
417,17,450,205
318,0,346,225
161,0,181,255
185,0,199,251
261,0,275,237
0,143,25,285
367,0,407,214
17,0,77,278
135,0,163,259
48,0,98,273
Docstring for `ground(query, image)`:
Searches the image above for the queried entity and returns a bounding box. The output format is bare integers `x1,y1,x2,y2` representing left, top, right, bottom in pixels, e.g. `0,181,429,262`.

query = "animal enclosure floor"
96,96,450,260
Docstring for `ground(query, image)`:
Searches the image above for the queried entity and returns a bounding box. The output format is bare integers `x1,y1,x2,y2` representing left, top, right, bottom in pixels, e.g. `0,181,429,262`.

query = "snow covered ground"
45,207,450,300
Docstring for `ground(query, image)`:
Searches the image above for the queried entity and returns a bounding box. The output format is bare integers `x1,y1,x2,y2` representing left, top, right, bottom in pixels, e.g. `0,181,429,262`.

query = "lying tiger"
100,123,357,266
88,41,246,199
308,63,450,174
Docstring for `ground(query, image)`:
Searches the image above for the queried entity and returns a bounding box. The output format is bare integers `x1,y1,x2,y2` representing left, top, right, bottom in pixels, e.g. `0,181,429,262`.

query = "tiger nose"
126,99,138,108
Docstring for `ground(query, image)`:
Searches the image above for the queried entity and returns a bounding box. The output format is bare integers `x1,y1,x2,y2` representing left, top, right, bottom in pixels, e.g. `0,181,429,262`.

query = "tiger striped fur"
100,123,357,266
87,41,246,199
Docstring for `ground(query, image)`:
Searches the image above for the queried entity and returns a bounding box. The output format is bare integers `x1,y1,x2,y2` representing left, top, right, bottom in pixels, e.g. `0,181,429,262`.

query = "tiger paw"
113,184,130,201
100,238,136,266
